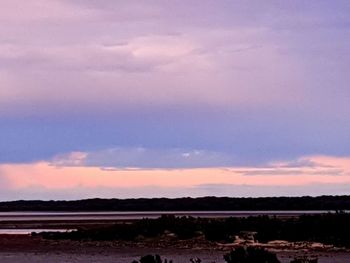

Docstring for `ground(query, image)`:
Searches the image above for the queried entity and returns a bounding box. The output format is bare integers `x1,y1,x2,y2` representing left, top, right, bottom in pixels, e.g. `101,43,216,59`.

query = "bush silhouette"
132,254,173,263
223,247,280,263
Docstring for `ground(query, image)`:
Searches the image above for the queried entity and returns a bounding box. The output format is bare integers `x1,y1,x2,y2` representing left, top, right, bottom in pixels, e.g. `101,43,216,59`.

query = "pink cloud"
1,155,350,196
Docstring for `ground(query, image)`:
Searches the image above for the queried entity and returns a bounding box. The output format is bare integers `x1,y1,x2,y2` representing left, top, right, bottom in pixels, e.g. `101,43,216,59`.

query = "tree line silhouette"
1,196,350,211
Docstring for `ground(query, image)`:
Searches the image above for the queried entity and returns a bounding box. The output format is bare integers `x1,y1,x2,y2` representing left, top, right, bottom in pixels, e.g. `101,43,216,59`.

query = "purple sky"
1,1,350,200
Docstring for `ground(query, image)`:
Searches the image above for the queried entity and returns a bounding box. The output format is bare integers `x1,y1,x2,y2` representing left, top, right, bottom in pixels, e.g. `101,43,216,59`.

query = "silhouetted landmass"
132,248,283,263
0,196,350,211
39,212,350,248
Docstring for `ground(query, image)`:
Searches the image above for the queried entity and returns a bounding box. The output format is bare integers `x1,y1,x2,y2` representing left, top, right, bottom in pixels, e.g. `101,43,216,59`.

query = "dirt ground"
0,235,350,263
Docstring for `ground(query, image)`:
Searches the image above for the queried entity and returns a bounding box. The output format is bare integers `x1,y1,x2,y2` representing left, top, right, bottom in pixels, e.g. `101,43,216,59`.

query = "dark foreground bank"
38,212,350,249
0,234,349,263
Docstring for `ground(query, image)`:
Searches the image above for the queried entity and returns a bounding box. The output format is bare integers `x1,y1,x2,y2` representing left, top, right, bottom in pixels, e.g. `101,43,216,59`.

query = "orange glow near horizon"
1,155,350,191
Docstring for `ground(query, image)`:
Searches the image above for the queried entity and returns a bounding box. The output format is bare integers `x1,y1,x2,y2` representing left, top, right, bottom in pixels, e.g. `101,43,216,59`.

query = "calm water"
0,229,74,234
0,210,341,221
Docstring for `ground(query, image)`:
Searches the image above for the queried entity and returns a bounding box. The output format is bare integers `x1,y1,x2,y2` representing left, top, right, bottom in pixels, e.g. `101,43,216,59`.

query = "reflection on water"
0,229,75,235
0,210,342,221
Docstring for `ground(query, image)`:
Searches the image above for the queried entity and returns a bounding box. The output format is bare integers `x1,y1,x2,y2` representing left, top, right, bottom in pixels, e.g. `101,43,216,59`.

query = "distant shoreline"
0,210,344,223
1,195,350,212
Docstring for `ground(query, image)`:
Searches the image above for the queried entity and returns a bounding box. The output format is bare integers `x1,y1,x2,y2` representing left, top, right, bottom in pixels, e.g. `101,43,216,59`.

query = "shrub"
223,247,280,263
132,254,173,263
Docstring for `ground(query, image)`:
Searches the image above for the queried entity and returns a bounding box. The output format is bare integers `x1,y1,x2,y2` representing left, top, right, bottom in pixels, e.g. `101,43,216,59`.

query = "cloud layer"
1,0,349,117
1,1,350,199
1,153,350,200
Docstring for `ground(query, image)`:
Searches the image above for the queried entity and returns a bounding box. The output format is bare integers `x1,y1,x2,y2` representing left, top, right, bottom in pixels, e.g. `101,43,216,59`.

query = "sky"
1,0,350,200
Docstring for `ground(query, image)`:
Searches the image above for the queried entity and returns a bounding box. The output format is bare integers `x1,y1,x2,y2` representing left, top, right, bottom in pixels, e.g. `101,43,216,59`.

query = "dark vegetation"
131,249,318,263
132,254,173,263
223,247,280,263
1,196,350,211
39,212,350,248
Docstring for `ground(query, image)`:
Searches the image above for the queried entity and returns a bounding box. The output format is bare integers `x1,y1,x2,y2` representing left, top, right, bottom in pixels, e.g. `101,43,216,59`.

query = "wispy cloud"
51,147,235,169
49,148,350,177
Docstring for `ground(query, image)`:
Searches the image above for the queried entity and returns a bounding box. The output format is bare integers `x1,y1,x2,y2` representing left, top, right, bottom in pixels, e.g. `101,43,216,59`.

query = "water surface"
0,210,341,221
0,229,74,234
